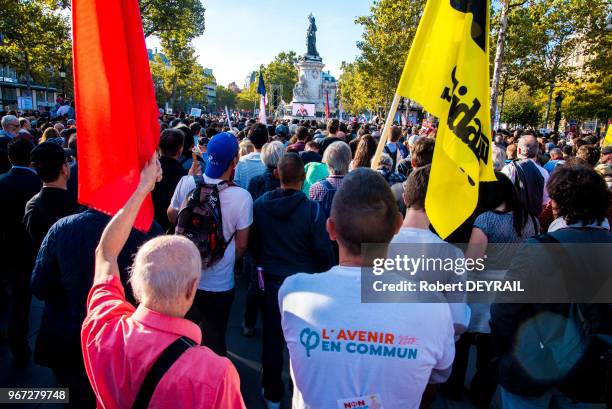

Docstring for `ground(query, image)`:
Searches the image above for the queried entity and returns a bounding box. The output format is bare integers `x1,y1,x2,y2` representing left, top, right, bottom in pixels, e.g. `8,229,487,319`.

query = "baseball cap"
205,132,238,178
602,145,612,155
275,124,289,136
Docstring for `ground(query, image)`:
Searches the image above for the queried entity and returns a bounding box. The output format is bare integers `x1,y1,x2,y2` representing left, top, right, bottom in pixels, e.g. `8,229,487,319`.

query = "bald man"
82,156,245,409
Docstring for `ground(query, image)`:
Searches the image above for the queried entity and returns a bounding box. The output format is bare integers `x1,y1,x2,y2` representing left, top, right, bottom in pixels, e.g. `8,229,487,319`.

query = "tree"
150,53,212,109
502,100,542,127
139,0,206,40
262,51,298,103
215,85,236,109
236,82,258,111
354,0,426,113
338,61,373,114
490,0,528,120
0,1,71,95
510,0,594,126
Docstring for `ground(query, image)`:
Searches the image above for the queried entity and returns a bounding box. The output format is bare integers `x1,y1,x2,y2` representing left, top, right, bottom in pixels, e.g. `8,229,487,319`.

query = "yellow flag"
396,0,496,239
605,122,612,146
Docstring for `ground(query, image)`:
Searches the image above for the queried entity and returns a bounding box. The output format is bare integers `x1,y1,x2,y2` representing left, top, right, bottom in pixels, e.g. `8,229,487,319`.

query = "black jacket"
152,156,187,231
0,167,42,274
249,188,335,278
30,209,162,367
491,227,612,399
248,168,280,201
24,187,81,252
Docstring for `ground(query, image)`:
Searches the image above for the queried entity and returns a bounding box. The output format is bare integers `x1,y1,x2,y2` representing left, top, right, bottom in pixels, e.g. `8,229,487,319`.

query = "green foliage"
339,0,426,113
0,1,71,90
139,0,206,39
262,51,298,102
150,54,212,109
561,76,612,121
215,85,236,109
497,0,609,123
338,61,372,114
501,88,542,127
236,82,259,111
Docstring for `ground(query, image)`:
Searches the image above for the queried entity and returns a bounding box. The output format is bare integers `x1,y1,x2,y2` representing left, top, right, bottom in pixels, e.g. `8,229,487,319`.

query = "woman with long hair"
447,172,537,408
349,134,376,170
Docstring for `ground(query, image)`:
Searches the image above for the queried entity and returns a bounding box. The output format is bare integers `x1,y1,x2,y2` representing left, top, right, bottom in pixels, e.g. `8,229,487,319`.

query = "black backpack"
533,233,612,403
175,176,235,269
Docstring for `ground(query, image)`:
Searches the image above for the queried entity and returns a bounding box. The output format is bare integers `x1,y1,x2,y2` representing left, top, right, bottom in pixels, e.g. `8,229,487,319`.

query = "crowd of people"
0,108,611,409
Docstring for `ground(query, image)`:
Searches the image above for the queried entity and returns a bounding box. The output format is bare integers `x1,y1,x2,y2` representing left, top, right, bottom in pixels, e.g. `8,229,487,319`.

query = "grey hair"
492,145,507,171
518,134,538,159
1,115,18,130
378,153,393,169
260,140,285,168
129,235,201,313
322,141,352,175
549,148,563,159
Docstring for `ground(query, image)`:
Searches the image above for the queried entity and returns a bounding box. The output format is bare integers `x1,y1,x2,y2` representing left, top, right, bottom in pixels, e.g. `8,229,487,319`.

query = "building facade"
204,68,217,109
0,66,58,112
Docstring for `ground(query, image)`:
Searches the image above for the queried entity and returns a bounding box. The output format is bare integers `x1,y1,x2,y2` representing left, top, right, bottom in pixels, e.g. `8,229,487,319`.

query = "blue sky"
146,0,373,87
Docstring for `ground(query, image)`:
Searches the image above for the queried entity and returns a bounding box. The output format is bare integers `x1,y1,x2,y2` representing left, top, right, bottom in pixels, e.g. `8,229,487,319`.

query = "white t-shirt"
279,265,455,409
170,174,253,291
391,227,471,331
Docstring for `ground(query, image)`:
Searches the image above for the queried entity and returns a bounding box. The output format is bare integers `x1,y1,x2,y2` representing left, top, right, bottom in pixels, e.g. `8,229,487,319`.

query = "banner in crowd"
73,0,160,231
395,0,496,238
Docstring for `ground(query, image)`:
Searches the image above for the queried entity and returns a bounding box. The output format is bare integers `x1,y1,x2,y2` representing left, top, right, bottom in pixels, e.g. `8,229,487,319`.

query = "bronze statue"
306,14,319,58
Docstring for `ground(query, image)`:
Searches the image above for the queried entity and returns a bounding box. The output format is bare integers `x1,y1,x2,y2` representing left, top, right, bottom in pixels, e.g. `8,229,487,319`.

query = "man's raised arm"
94,154,162,284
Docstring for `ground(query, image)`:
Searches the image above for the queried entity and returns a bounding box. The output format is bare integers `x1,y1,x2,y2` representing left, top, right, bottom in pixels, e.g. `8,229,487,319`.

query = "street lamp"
59,66,66,99
553,92,564,135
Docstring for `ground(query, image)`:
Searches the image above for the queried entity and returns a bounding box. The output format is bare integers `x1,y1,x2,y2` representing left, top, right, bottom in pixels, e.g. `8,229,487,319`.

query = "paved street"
0,274,496,408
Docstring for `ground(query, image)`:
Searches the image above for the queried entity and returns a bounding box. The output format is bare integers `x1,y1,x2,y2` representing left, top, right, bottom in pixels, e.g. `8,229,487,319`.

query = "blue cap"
205,132,239,178
275,124,289,136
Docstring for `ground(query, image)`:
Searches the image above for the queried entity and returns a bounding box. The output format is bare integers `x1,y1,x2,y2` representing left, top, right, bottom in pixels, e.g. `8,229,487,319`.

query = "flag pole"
370,93,401,169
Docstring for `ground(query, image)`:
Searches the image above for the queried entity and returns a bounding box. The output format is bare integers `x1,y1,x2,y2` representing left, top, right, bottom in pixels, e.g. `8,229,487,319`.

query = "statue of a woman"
306,14,319,57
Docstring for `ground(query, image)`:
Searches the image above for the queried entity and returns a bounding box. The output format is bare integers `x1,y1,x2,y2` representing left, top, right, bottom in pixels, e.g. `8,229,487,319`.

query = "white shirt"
170,174,253,291
391,227,471,331
501,158,550,204
57,105,70,116
279,265,455,409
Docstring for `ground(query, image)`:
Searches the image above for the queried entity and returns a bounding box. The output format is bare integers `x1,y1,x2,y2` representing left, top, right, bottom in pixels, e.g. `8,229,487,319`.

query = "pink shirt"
81,275,246,409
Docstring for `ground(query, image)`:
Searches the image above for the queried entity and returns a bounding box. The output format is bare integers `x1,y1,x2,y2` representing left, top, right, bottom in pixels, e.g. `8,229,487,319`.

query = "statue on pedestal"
306,14,319,59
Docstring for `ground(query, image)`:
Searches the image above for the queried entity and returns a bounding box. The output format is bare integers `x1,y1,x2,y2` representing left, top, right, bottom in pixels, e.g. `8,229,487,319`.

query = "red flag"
325,91,330,120
73,0,159,231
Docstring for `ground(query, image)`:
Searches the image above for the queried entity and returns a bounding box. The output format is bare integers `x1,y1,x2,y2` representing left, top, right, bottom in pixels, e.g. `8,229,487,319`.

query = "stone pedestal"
291,56,336,116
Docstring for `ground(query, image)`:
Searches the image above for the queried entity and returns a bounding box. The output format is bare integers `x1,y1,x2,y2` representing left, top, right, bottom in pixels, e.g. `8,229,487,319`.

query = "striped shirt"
234,152,266,189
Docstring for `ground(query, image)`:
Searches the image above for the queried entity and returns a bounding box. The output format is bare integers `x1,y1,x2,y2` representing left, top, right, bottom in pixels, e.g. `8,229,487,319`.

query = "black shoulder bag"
131,336,196,409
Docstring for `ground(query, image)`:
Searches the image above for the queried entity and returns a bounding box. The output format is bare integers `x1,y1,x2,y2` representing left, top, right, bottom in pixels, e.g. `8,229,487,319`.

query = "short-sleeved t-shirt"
473,210,536,244
170,175,253,291
279,265,455,409
471,211,537,333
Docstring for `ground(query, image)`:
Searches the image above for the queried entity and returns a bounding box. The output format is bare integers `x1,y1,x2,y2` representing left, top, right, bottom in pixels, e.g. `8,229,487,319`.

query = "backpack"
175,176,235,269
319,179,337,218
384,142,407,172
512,160,545,217
530,233,612,403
